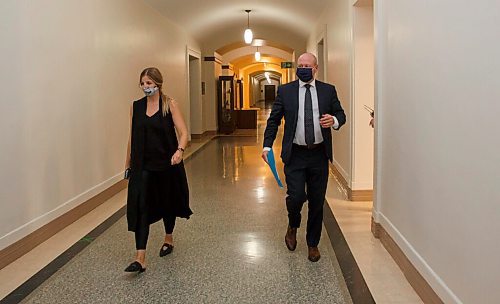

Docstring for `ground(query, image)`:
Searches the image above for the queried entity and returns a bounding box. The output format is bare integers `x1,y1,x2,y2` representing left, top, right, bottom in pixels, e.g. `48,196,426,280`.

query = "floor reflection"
240,232,264,261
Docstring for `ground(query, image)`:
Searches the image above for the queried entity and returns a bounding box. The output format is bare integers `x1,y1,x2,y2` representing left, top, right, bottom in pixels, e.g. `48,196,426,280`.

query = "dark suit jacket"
263,79,346,165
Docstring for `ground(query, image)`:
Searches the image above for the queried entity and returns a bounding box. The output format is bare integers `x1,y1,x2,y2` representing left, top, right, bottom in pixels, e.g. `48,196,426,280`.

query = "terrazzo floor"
19,136,353,304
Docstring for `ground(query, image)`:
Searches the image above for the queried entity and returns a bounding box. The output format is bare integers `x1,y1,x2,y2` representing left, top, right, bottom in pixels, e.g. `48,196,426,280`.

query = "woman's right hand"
171,149,183,165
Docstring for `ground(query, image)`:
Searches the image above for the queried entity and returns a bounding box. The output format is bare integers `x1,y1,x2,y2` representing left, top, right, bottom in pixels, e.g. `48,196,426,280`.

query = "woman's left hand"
171,150,183,165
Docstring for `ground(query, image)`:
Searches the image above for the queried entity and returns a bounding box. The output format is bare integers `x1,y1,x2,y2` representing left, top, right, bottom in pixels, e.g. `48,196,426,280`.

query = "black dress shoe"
159,243,174,257
124,261,146,273
285,226,297,251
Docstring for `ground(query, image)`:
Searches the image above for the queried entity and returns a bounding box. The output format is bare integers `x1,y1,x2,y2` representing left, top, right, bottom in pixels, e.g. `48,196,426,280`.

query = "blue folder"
267,149,284,188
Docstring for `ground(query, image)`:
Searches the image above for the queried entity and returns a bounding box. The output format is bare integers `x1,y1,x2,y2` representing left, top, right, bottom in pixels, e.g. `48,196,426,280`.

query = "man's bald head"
296,53,318,82
297,53,318,67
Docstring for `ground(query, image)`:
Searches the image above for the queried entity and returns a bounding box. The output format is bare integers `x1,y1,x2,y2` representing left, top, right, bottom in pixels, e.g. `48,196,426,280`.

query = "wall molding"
0,179,128,270
372,216,460,304
330,163,373,201
203,56,222,64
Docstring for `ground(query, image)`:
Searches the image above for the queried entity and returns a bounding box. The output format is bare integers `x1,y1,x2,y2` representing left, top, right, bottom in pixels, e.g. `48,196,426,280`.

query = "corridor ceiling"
144,0,329,52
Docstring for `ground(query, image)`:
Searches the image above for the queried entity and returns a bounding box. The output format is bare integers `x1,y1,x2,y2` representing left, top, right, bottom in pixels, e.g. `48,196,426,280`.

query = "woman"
124,67,192,273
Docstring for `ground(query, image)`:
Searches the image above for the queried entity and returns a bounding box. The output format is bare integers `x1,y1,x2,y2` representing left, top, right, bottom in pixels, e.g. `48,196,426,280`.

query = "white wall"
352,4,374,190
0,0,200,250
308,1,352,185
374,0,500,303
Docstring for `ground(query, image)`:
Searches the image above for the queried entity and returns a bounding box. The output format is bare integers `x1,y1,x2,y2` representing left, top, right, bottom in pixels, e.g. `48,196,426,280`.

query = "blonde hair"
140,67,171,116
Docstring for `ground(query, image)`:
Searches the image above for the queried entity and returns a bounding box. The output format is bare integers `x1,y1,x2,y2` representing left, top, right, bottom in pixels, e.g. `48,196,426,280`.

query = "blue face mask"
143,86,159,97
296,67,314,82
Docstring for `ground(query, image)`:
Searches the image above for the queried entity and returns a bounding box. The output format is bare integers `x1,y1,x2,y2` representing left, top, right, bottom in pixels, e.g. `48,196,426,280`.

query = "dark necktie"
304,84,315,145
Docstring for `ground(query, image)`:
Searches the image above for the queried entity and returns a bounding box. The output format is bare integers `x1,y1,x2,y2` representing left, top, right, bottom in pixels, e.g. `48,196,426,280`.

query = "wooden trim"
371,217,444,304
0,180,128,270
191,130,217,139
329,163,373,201
351,189,373,201
329,163,351,198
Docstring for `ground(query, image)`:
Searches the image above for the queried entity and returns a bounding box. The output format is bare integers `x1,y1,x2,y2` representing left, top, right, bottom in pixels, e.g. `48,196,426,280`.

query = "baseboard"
191,130,216,139
371,217,445,304
351,190,373,201
0,179,128,270
329,164,373,201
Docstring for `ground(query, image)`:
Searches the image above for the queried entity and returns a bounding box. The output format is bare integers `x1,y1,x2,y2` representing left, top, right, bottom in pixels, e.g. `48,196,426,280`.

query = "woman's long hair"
139,67,171,116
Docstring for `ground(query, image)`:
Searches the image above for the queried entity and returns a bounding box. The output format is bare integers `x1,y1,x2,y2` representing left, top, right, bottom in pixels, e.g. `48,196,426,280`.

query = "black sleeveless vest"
126,96,192,232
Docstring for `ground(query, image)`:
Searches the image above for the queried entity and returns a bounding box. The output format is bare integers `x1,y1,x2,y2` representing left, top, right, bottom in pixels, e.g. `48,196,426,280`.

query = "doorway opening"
188,53,202,138
350,0,374,201
317,39,325,81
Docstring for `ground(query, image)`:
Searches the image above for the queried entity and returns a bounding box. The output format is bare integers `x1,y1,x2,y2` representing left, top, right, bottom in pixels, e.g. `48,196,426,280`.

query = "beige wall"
188,51,203,135
374,0,500,302
201,54,221,132
0,0,200,250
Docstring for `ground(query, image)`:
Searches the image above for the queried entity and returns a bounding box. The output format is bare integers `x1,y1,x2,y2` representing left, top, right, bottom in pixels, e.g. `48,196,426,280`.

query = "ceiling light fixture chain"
244,9,253,44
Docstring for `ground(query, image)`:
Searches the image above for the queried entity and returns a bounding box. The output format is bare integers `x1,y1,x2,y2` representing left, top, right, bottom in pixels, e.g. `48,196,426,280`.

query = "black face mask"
296,67,314,82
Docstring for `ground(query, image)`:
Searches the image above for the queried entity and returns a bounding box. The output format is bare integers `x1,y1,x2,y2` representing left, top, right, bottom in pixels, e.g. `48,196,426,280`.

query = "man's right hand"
262,150,269,164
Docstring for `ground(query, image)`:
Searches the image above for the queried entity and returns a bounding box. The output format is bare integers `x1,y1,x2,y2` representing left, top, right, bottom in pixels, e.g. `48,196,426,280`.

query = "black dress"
127,96,192,232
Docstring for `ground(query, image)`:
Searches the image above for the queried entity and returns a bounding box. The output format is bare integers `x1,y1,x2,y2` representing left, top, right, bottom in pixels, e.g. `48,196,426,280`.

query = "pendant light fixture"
244,10,253,44
255,46,261,61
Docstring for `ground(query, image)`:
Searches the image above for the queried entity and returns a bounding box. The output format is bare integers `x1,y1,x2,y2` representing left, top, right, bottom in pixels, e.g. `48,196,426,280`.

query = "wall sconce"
244,10,253,44
255,46,261,61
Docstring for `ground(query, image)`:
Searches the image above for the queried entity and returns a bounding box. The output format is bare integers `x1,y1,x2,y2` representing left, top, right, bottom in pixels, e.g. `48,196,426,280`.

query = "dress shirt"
263,79,339,151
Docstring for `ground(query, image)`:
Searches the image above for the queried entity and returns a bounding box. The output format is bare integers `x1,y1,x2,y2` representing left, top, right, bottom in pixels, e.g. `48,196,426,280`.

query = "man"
262,53,346,262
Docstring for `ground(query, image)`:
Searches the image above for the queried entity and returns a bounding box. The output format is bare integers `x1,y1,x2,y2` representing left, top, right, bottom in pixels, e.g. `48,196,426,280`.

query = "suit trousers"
284,144,329,247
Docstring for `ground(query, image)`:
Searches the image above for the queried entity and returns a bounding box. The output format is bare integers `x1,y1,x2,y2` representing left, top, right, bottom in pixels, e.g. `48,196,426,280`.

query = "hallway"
10,137,353,303
0,111,423,303
2,1,500,303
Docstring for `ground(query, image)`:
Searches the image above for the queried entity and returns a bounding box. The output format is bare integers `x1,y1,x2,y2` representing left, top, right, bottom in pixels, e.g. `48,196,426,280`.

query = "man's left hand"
320,114,335,128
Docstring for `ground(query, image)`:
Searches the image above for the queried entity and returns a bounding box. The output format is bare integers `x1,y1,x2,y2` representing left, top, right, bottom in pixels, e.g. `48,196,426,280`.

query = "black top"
143,111,170,171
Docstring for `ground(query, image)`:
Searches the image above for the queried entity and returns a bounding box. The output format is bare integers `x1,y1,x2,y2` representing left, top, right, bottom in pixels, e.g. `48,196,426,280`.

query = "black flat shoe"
159,243,174,257
124,261,146,273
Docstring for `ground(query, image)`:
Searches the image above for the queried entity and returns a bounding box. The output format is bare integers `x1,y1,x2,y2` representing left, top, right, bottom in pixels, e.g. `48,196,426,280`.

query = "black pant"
135,215,176,250
284,144,329,247
135,170,176,250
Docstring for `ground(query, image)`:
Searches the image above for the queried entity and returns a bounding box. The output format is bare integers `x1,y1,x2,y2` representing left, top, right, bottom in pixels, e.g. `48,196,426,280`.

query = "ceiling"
144,0,329,52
